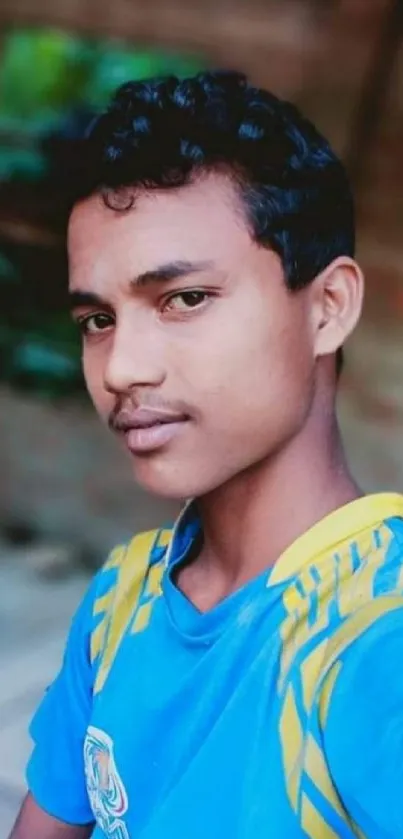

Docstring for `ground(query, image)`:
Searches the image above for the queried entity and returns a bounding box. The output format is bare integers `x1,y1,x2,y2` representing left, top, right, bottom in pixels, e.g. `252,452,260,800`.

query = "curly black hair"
75,70,355,371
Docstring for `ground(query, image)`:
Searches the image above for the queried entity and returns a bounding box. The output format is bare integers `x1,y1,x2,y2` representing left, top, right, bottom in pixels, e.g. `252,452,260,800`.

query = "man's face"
68,174,316,499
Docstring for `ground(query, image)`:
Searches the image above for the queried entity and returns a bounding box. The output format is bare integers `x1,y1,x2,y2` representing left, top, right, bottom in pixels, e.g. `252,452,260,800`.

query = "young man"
10,71,403,839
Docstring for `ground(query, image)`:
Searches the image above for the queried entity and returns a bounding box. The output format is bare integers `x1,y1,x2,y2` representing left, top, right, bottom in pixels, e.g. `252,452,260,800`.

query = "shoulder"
322,604,403,749
92,524,174,607
102,525,174,576
88,525,173,681
322,604,403,835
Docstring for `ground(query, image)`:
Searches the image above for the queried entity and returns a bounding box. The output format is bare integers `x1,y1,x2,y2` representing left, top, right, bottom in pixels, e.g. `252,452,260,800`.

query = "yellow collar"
269,493,403,585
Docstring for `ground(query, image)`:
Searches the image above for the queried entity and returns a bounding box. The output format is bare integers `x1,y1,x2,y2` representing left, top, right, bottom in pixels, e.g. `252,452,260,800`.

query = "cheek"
183,307,312,426
82,348,111,415
183,311,286,390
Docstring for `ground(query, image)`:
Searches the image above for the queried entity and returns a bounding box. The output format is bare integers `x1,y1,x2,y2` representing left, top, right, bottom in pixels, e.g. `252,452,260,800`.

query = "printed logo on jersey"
84,726,129,839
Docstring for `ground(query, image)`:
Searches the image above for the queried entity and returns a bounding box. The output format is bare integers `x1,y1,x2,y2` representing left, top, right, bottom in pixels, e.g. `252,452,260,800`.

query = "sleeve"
26,570,105,825
323,607,403,839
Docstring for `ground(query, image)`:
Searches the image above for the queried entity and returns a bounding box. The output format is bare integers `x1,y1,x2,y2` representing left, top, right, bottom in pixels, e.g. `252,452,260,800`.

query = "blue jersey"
27,494,403,838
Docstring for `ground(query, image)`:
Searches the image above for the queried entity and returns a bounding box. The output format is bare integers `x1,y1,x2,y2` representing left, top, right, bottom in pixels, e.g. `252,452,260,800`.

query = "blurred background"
0,0,403,830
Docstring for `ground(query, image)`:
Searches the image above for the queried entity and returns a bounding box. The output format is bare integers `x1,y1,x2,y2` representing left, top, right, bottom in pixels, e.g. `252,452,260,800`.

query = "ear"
310,257,364,360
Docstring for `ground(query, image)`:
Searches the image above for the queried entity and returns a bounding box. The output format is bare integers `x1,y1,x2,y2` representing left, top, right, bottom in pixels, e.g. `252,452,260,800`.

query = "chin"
129,455,229,501
130,459,193,501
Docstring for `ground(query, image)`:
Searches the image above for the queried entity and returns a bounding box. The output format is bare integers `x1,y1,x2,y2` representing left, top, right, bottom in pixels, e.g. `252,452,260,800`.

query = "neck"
194,409,360,591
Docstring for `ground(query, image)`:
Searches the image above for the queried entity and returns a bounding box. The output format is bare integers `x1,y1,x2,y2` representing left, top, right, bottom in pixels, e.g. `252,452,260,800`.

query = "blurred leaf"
8,338,83,397
0,252,18,281
156,52,205,77
85,47,205,108
0,111,66,138
0,147,46,180
85,48,165,107
0,29,94,119
13,339,79,376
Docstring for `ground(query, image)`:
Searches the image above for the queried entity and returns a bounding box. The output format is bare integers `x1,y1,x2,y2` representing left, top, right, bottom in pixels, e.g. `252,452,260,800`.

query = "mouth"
115,409,191,455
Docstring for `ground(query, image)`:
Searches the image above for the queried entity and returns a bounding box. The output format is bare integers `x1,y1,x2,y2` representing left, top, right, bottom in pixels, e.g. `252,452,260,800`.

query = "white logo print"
84,726,129,839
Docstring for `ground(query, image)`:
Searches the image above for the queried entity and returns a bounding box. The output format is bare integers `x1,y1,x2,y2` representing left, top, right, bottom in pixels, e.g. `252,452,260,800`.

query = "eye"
163,290,210,313
76,312,114,335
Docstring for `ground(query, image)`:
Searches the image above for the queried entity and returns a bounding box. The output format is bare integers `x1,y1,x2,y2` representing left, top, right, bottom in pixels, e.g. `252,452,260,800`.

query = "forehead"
68,174,256,285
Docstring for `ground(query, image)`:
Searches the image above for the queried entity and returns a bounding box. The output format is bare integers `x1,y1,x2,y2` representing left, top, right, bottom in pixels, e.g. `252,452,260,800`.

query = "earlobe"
313,257,364,359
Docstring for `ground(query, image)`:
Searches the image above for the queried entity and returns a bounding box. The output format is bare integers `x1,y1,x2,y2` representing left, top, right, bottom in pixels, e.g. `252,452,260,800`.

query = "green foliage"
86,47,203,108
0,30,93,117
0,247,83,397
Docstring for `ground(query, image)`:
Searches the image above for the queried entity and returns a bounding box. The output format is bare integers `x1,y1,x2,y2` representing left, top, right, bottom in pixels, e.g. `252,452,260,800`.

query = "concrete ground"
0,543,88,835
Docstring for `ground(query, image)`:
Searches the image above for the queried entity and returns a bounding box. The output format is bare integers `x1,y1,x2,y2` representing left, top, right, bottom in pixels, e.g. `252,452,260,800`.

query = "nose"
103,314,166,395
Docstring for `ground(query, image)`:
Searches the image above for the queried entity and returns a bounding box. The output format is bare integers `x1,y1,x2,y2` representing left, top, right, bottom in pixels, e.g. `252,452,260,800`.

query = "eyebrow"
133,260,215,287
69,291,107,310
69,260,215,310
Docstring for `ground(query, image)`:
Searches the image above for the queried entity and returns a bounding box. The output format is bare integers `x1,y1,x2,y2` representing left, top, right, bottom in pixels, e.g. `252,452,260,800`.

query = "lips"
114,407,190,454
